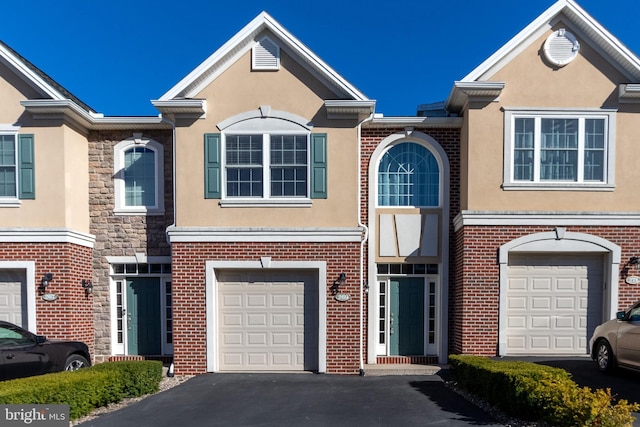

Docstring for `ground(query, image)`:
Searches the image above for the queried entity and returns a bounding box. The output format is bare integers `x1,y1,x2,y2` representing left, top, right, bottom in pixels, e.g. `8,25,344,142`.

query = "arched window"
378,142,439,207
114,137,164,215
124,146,155,206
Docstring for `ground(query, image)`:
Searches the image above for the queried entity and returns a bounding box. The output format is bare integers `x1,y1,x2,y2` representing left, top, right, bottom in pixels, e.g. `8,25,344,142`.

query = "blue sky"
1,0,639,117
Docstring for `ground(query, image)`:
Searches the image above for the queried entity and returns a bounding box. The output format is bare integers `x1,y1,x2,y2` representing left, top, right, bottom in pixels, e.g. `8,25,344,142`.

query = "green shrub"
0,360,163,420
449,355,639,427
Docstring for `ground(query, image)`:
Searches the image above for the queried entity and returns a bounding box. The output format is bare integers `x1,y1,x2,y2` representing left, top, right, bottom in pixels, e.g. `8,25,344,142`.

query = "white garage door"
0,270,27,326
506,254,603,355
218,270,318,371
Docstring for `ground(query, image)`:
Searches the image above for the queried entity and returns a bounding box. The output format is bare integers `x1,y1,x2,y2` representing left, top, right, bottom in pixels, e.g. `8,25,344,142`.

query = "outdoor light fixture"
81,279,93,296
39,273,53,294
330,273,347,295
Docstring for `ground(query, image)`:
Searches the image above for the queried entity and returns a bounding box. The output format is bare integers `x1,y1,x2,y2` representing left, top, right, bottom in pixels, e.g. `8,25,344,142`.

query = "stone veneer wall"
88,129,173,362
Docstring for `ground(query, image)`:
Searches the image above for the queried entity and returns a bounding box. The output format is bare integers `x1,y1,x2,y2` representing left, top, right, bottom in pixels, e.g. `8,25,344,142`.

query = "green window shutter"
310,133,327,199
204,133,221,199
18,134,35,200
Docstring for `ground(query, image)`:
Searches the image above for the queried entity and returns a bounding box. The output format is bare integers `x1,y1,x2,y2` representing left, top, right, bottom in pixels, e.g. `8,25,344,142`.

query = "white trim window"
0,134,18,199
503,109,616,190
114,136,164,215
377,142,440,207
224,133,309,198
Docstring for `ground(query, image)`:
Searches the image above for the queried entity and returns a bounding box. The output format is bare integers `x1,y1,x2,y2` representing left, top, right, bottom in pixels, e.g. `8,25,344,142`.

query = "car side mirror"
35,335,47,345
616,311,626,320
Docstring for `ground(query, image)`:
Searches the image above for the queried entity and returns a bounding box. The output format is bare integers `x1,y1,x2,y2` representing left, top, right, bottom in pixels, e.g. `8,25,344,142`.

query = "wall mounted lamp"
81,279,93,296
39,273,53,294
630,256,639,266
330,273,346,295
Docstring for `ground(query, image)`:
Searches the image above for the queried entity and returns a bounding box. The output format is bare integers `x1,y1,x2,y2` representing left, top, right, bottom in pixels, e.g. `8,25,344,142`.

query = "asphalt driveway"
77,372,503,427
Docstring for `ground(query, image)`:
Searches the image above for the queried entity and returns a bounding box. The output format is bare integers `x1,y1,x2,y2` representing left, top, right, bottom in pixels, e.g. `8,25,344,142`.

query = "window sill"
0,199,21,208
502,182,615,191
114,208,165,216
219,198,312,208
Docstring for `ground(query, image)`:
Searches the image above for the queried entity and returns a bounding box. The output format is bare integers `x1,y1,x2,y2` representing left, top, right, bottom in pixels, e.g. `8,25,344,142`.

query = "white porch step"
363,364,443,376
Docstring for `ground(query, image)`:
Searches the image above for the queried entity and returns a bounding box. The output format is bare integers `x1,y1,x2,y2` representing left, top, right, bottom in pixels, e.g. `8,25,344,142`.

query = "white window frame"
113,136,164,215
0,125,20,206
221,131,311,205
503,108,616,191
376,141,442,208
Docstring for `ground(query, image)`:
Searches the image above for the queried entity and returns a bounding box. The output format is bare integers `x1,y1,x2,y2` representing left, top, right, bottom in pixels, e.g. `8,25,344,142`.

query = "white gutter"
357,111,374,376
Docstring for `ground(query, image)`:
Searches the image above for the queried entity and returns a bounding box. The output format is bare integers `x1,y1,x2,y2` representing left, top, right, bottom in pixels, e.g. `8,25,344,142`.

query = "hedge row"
449,355,639,427
0,360,163,420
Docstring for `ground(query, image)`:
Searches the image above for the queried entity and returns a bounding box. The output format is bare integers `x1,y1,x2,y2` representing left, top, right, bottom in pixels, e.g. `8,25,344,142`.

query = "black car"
0,321,91,380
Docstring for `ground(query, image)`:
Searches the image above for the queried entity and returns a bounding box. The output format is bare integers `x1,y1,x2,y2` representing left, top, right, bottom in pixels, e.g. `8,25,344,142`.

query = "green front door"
389,278,424,355
126,278,161,355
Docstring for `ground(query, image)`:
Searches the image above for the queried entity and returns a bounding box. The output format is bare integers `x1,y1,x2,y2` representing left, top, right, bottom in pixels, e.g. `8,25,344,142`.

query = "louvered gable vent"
252,36,280,70
543,29,580,67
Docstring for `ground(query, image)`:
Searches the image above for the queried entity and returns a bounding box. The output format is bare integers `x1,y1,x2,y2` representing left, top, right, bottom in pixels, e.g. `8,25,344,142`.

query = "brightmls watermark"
1,405,69,426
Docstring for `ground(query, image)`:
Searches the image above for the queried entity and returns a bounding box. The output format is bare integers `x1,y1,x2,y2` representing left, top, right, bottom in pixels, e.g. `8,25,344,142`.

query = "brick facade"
171,241,362,375
0,242,94,357
360,126,461,356
454,225,640,355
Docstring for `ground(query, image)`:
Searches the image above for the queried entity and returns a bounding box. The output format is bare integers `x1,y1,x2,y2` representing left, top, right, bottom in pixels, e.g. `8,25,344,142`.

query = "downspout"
357,111,374,376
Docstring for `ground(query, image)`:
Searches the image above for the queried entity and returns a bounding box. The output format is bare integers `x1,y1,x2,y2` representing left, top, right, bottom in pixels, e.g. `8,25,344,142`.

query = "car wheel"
596,340,615,372
64,354,89,371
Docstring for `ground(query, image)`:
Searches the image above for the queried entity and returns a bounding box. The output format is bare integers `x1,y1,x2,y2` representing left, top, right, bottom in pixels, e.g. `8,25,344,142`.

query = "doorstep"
363,363,444,376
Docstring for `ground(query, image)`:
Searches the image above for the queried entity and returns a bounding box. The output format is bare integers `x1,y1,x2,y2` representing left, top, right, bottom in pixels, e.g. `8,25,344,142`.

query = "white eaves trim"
459,0,640,84
0,44,67,101
453,211,640,231
365,116,463,129
0,228,95,248
21,99,170,130
158,11,369,102
166,226,364,243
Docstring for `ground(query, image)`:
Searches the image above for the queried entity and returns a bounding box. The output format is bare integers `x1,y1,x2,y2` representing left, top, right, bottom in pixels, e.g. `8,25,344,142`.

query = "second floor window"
378,142,440,207
124,146,156,206
114,137,164,215
514,117,605,182
0,135,17,198
504,109,615,190
225,134,308,198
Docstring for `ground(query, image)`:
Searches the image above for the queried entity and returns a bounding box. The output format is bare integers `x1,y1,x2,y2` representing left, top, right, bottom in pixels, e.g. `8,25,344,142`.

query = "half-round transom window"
378,142,439,207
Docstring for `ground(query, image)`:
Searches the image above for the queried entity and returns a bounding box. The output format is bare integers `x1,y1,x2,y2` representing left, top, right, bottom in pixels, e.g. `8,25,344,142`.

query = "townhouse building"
1,0,638,374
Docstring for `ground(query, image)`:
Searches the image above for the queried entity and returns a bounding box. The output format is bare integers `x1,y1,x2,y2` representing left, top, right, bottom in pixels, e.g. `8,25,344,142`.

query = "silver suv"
590,301,640,372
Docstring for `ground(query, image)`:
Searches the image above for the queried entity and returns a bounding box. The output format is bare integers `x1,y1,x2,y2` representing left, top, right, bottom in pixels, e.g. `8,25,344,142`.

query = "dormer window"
252,36,280,71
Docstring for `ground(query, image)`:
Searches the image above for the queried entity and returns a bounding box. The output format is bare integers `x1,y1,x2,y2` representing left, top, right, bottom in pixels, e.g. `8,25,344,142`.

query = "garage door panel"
0,271,27,326
532,278,552,291
531,297,551,310
508,297,527,309
507,254,603,355
531,316,550,329
508,277,527,290
218,270,317,371
508,316,526,328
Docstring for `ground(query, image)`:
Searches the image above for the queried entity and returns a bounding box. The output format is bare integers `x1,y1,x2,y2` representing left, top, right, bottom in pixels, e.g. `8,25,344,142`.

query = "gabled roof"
0,40,97,115
446,0,640,112
154,11,373,118
1,40,172,130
